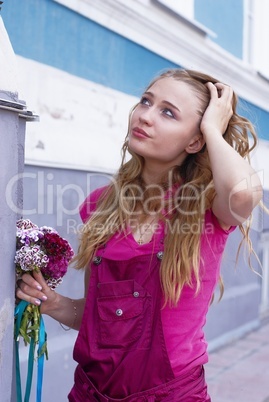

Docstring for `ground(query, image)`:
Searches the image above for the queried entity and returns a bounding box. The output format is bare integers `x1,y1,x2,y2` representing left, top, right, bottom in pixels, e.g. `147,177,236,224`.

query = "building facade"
2,1,269,400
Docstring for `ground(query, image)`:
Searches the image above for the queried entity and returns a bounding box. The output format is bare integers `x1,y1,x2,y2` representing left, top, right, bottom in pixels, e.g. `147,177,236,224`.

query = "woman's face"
128,77,205,169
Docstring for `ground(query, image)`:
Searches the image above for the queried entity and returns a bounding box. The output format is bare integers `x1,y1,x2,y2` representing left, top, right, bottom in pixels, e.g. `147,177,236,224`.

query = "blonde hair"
74,69,258,305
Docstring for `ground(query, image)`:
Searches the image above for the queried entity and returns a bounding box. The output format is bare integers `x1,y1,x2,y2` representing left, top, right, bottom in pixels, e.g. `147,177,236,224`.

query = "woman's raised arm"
200,82,263,228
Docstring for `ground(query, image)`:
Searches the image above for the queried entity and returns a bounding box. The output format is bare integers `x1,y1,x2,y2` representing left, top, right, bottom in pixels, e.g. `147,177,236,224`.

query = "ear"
185,134,205,154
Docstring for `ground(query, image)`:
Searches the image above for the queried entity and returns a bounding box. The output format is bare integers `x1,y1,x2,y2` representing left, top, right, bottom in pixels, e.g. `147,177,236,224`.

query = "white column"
0,16,38,402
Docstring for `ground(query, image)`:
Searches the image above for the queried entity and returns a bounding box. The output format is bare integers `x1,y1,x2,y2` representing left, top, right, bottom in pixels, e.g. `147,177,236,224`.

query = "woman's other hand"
16,271,57,314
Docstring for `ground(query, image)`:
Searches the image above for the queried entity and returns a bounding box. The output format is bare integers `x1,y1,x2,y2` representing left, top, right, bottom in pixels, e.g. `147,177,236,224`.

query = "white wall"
17,56,137,173
0,17,19,92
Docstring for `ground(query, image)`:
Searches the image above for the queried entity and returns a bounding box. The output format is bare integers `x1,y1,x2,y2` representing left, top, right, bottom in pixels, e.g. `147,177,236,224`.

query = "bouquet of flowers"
14,219,74,402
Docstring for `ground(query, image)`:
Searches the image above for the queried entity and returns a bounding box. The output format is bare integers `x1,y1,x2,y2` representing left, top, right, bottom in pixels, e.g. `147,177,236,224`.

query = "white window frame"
243,0,254,64
155,0,194,19
243,0,269,80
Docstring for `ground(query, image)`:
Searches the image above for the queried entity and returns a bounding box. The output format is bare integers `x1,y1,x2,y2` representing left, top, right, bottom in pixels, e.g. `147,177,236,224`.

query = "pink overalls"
68,244,210,401
68,187,235,401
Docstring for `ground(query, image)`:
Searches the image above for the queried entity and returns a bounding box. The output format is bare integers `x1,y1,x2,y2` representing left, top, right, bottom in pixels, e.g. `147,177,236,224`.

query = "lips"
132,127,150,138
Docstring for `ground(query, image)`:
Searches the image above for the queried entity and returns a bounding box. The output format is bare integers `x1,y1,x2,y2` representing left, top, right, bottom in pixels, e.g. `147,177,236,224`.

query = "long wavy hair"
74,69,258,305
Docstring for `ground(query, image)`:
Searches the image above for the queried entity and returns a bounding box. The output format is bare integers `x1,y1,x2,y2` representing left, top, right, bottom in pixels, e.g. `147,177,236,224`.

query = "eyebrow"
144,91,181,113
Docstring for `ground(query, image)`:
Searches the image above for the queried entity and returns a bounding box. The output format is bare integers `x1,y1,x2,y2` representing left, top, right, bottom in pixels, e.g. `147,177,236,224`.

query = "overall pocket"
96,280,152,349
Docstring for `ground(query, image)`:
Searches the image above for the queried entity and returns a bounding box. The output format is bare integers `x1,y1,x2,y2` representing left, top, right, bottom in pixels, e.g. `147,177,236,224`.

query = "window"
244,0,269,79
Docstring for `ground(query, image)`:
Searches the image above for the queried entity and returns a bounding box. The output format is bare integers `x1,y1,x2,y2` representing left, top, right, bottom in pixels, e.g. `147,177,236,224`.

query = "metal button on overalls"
93,256,102,265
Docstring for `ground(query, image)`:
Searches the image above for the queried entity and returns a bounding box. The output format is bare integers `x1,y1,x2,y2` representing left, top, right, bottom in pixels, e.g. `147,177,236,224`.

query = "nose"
139,107,154,125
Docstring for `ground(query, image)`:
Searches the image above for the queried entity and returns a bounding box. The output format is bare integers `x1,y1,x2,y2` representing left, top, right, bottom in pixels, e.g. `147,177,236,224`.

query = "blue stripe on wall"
238,99,269,141
2,0,268,140
1,0,177,97
194,0,244,59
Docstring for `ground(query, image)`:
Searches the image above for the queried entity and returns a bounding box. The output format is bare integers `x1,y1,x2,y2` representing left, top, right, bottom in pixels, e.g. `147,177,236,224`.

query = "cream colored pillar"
0,16,38,402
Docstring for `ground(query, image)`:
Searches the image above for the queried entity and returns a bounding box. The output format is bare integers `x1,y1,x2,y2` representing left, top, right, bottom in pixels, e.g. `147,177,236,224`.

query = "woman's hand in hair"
200,82,233,139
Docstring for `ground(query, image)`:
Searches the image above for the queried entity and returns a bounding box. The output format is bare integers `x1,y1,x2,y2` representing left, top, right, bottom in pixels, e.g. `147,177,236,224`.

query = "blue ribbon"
24,337,35,402
37,315,46,402
14,300,47,402
15,329,23,402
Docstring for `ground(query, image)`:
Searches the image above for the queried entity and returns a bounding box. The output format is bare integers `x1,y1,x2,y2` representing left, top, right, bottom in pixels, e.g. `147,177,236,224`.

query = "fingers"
208,82,234,107
206,82,218,100
206,82,233,101
214,82,233,103
206,82,233,119
201,82,234,137
32,270,51,292
16,272,49,306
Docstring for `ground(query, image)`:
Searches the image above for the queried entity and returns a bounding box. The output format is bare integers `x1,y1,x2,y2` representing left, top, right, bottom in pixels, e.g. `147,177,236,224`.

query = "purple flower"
17,228,44,246
15,219,74,290
15,245,49,273
39,226,57,234
16,219,39,231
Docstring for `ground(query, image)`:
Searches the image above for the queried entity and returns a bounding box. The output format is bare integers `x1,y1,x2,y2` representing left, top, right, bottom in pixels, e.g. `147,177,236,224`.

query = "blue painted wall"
195,0,244,59
1,0,177,97
2,0,269,141
237,99,269,141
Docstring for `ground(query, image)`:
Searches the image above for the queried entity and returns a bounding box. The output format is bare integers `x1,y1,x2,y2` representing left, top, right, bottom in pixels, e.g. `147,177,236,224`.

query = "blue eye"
140,97,150,106
163,108,174,118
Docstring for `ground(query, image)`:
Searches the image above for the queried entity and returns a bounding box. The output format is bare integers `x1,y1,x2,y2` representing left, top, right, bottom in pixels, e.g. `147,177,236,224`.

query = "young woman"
16,69,263,401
